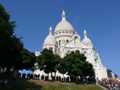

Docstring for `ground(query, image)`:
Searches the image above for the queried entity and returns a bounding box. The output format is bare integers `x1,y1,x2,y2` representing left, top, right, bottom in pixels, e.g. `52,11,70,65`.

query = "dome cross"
49,26,52,35
84,29,88,38
62,10,66,20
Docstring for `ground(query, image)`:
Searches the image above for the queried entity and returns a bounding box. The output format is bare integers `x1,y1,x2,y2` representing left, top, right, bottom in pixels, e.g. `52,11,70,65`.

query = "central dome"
55,10,74,33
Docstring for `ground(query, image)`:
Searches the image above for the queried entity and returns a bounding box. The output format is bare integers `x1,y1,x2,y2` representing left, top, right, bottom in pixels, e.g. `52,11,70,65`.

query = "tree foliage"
0,4,23,68
36,49,61,73
36,49,95,83
17,48,35,69
61,50,95,83
0,4,35,70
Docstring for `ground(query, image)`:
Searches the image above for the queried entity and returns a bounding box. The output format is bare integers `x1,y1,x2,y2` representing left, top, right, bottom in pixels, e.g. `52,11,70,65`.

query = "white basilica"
41,10,108,80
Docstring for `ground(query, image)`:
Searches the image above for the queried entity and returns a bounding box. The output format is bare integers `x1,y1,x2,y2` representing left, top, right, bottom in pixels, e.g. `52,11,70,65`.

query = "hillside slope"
0,80,104,90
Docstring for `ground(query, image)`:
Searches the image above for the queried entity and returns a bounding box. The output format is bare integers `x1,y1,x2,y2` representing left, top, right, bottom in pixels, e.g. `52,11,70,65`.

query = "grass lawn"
0,79,104,90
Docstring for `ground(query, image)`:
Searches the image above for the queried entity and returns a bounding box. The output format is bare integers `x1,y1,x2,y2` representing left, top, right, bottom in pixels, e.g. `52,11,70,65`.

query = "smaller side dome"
82,30,93,48
43,26,55,46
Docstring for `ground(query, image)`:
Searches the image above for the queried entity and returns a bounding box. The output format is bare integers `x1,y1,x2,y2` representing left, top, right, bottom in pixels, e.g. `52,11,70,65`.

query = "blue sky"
0,0,120,76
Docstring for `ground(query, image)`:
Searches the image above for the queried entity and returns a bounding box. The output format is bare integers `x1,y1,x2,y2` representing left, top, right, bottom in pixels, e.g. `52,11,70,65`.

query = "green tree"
37,49,60,73
62,50,95,83
18,48,35,69
81,61,95,83
37,49,55,72
0,4,23,69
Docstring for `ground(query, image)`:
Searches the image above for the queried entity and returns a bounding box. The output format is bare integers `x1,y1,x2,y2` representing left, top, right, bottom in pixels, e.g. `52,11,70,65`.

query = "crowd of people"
98,78,120,90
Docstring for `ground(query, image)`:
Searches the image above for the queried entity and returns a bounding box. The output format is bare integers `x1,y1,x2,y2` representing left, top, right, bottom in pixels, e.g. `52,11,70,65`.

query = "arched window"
66,40,69,43
56,42,58,47
74,36,78,39
67,50,70,54
49,47,53,51
59,40,61,46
